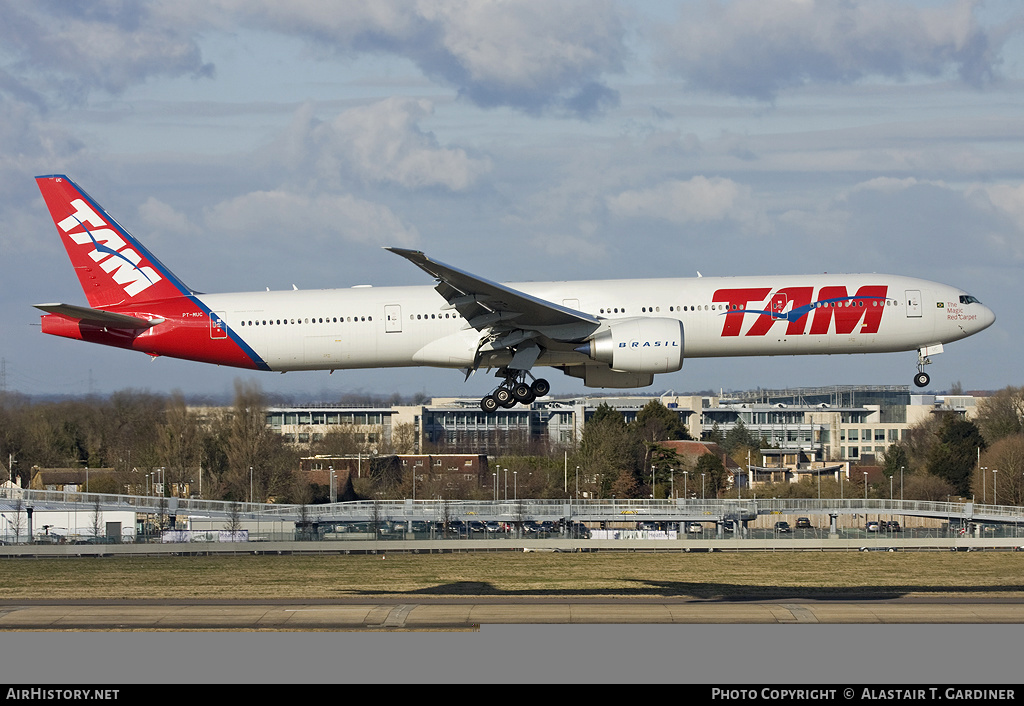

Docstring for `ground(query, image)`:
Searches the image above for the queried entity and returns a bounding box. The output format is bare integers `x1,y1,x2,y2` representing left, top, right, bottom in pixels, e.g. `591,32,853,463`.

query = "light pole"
492,472,497,502
701,473,705,501
651,466,656,499
514,471,518,501
863,471,868,502
993,469,998,506
900,465,904,502
982,466,987,504
683,471,688,500
250,466,253,504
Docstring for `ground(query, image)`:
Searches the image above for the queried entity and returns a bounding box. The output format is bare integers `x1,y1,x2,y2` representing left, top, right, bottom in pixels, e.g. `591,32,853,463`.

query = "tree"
881,444,909,480
976,435,1024,506
694,453,728,498
927,415,986,497
576,404,643,498
157,392,204,496
632,401,690,443
222,380,295,502
974,386,1024,445
723,420,758,454
90,496,103,538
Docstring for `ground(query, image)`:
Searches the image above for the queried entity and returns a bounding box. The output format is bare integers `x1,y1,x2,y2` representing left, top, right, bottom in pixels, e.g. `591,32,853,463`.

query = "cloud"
194,0,626,116
657,0,1002,100
0,1,213,99
203,189,418,247
278,98,491,191
136,197,197,238
968,183,1024,230
606,176,765,229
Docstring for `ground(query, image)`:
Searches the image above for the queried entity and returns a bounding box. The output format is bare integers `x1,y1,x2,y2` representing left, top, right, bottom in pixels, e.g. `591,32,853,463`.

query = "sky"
2,0,1023,402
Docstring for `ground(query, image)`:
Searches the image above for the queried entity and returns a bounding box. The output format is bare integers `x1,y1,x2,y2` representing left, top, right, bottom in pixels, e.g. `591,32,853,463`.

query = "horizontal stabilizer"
35,303,160,329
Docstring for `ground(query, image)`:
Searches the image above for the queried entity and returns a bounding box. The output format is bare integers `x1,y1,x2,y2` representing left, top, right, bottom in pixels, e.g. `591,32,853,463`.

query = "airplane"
34,174,996,413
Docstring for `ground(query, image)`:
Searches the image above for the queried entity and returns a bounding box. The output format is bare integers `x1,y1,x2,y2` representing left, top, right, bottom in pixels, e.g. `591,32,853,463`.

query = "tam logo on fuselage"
712,285,888,337
58,199,162,297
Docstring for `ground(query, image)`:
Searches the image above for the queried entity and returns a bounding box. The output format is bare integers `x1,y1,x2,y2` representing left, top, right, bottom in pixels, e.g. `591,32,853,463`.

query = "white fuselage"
197,273,994,373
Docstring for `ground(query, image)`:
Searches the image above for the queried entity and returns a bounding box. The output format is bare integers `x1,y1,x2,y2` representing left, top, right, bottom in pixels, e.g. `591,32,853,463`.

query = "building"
264,386,983,467
29,467,116,492
697,386,979,463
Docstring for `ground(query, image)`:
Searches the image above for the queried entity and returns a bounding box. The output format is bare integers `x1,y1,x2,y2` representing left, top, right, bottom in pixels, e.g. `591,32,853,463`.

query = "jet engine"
575,317,684,374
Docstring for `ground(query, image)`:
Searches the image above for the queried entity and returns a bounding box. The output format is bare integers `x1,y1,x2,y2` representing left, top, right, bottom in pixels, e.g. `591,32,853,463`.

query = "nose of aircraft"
978,303,996,332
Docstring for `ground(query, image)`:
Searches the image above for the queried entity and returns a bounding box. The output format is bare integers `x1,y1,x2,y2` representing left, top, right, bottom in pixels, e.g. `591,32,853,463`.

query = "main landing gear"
480,373,550,413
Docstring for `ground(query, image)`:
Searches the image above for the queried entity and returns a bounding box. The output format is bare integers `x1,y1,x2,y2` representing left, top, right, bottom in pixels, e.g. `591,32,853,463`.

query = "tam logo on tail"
57,197,162,298
36,175,190,308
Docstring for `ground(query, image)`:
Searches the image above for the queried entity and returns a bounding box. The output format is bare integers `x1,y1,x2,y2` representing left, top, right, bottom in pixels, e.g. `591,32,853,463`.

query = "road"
2,597,1020,685
3,596,1023,630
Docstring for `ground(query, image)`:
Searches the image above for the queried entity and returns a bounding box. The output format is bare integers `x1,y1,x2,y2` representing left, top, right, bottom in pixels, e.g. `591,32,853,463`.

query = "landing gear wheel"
530,378,551,397
499,394,517,409
512,382,533,402
914,372,930,388
481,395,498,413
494,387,513,406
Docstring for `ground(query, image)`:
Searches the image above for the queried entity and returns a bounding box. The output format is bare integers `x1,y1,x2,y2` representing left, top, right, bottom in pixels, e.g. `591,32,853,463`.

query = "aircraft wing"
385,248,599,335
35,303,161,329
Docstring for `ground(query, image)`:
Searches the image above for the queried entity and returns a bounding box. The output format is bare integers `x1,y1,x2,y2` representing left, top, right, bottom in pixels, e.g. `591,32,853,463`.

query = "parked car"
569,523,590,538
723,520,735,532
885,521,901,532
686,522,704,533
796,517,812,529
865,521,880,532
774,521,791,533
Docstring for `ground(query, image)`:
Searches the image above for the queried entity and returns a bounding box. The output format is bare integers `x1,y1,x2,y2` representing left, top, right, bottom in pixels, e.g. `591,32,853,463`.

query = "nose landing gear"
913,345,941,388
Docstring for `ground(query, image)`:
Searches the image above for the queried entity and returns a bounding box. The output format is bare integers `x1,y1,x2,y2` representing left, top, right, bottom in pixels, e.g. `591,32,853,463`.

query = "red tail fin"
36,175,190,308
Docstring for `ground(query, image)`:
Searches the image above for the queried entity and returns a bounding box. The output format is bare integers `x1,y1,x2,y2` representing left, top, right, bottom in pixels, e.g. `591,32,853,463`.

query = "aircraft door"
385,304,402,333
210,312,227,339
905,290,922,318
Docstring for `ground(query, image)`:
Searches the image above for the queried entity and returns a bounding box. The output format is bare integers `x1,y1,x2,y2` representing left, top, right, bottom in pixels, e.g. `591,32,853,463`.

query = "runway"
3,597,1023,630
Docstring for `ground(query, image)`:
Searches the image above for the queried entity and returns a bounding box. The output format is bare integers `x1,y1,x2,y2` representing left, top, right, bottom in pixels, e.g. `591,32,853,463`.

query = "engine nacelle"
576,317,684,374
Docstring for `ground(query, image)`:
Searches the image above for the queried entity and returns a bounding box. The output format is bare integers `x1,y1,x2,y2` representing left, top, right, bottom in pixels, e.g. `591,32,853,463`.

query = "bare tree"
157,392,204,497
90,496,103,538
225,502,243,537
10,498,24,543
223,380,295,502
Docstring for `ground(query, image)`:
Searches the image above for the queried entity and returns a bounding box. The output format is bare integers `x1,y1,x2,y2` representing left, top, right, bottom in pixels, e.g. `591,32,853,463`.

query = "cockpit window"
959,295,982,305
